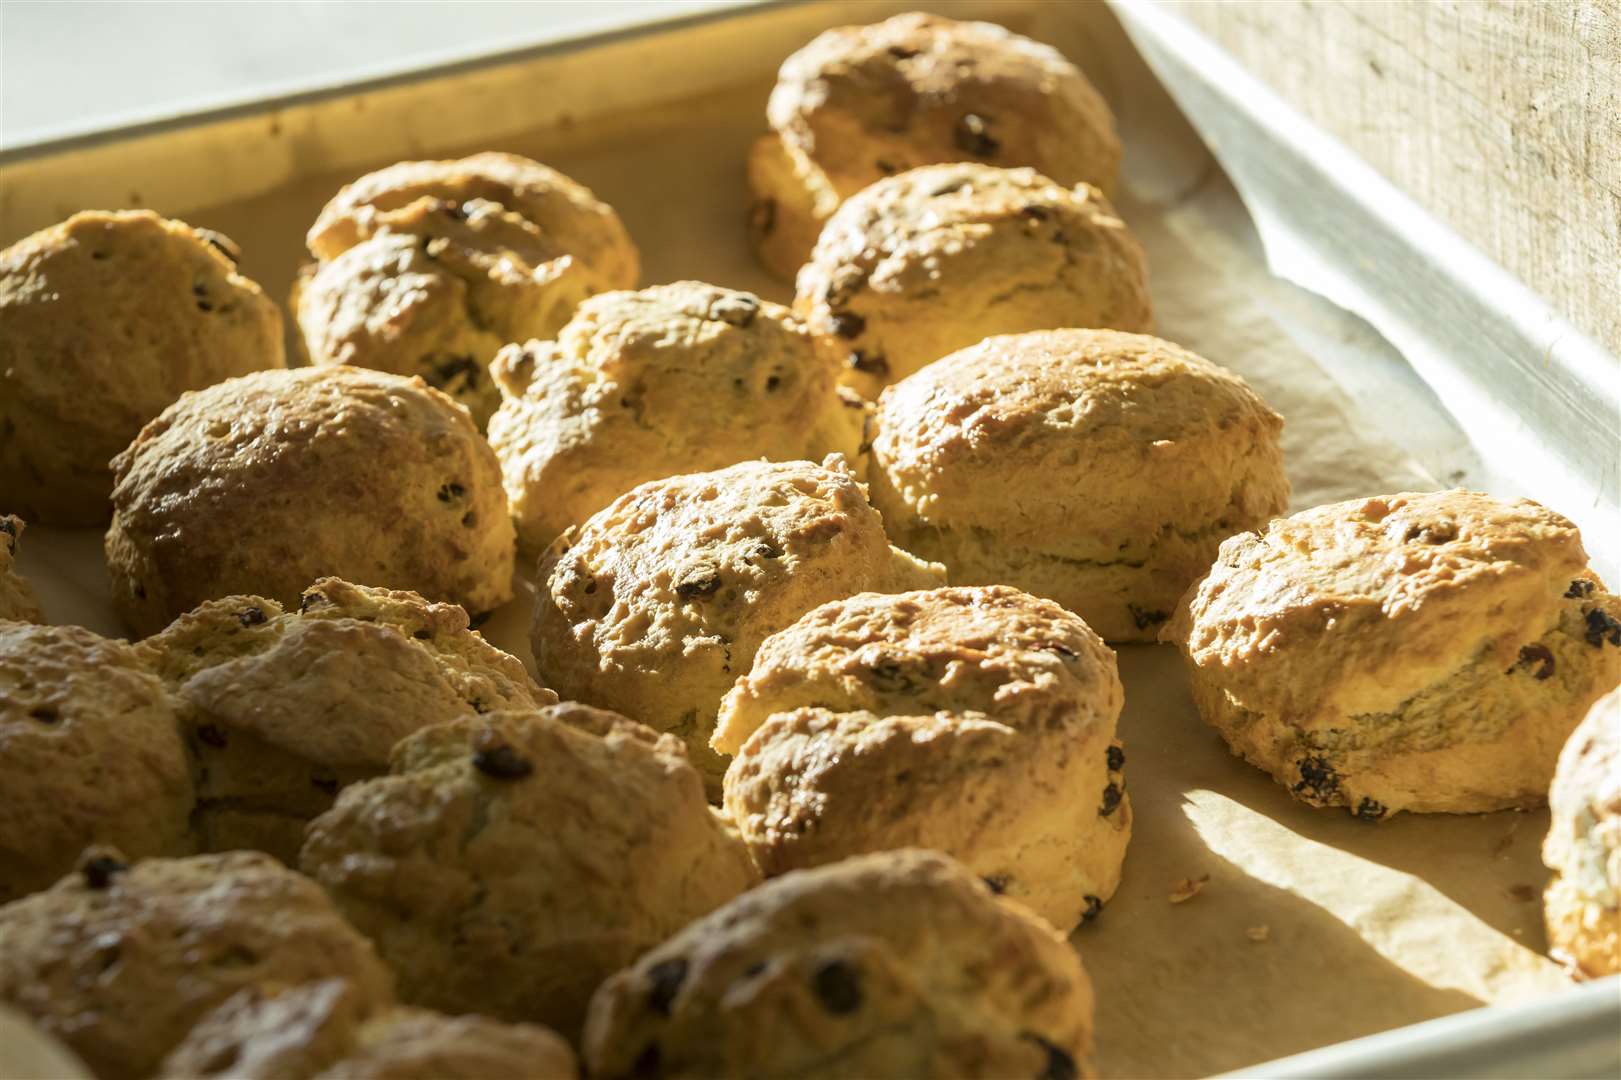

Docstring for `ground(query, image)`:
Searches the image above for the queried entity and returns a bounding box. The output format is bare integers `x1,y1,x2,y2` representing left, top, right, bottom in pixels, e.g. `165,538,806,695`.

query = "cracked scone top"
159,978,578,1080
583,849,1096,1080
747,12,1120,280
794,163,1151,397
1543,687,1621,979
0,517,42,623
135,577,554,864
487,282,865,553
1163,490,1621,816
531,456,944,787
298,705,760,1040
0,850,393,1080
0,210,285,524
869,329,1289,642
0,623,193,902
106,365,516,637
716,585,1129,932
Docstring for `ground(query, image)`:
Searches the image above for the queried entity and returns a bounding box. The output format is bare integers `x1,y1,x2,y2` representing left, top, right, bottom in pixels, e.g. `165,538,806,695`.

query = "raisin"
1021,205,1051,222
1293,756,1340,801
28,706,57,724
195,228,241,264
472,744,533,780
1513,643,1556,679
1106,745,1125,772
437,482,466,503
82,855,128,890
1043,640,1078,658
1565,579,1596,599
1099,783,1122,816
1127,604,1169,630
676,571,721,600
848,351,889,376
1079,895,1103,925
812,959,863,1014
1403,521,1458,544
1354,797,1387,821
930,179,967,197
712,295,759,328
748,199,776,237
646,957,688,1015
954,112,1000,157
982,874,1011,895
311,773,339,796
1020,1032,1078,1080
300,591,326,612
830,311,866,338
237,606,266,628
754,543,782,560
1584,608,1621,647
196,724,228,749
887,45,919,59
764,375,781,392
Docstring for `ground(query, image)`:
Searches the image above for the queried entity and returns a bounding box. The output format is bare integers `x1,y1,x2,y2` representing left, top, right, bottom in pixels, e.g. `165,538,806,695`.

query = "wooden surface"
1157,0,1621,357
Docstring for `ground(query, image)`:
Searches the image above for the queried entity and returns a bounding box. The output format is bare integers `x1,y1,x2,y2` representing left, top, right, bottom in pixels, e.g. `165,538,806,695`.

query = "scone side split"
0,516,44,623
1542,686,1621,979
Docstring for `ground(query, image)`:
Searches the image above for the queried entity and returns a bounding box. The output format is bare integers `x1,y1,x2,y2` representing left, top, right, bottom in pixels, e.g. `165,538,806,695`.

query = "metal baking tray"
2,1,1616,1077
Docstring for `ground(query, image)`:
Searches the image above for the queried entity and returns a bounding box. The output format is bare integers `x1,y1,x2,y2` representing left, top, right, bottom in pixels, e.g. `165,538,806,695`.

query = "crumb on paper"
1169,874,1210,904
1246,925,1270,942
1506,883,1538,902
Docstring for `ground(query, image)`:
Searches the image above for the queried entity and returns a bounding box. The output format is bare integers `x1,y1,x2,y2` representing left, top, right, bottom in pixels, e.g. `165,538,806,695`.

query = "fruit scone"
0,516,43,623
135,577,555,864
295,152,638,426
1164,490,1621,816
1542,686,1621,979
531,456,943,789
1,210,283,524
748,11,1121,280
715,585,1129,933
584,849,1097,1079
487,281,864,554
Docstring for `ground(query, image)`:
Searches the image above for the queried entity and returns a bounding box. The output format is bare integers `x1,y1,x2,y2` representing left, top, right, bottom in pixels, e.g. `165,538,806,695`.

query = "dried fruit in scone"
1543,686,1621,979
134,577,554,864
868,329,1289,642
583,849,1097,1079
488,281,866,554
748,12,1120,280
717,585,1129,932
0,210,284,525
158,977,578,1080
0,622,193,902
299,705,759,1041
0,516,43,624
1163,490,1621,816
795,163,1152,398
105,366,515,637
531,456,944,789
0,850,393,1080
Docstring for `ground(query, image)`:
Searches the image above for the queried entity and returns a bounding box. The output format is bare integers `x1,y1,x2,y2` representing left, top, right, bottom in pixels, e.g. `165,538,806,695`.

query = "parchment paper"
15,70,1573,1080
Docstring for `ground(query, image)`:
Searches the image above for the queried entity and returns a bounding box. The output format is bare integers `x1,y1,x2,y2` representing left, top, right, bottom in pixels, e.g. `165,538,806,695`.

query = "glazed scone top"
872,329,1288,554
487,281,864,550
714,584,1121,755
0,517,42,623
307,151,638,288
1545,688,1621,909
582,848,1094,1079
769,12,1120,201
1164,491,1597,721
135,577,553,771
0,850,394,1080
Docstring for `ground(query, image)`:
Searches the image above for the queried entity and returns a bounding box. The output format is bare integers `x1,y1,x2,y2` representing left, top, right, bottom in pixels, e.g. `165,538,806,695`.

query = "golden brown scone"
0,622,193,903
307,152,638,288
487,281,866,553
296,196,602,427
159,978,579,1080
105,366,515,638
0,849,394,1080
795,163,1152,397
299,705,760,1040
134,577,554,864
0,516,43,623
1164,491,1621,817
748,12,1120,280
869,329,1289,642
1543,687,1621,979
717,585,1128,932
583,849,1096,1079
0,210,284,525
532,456,944,788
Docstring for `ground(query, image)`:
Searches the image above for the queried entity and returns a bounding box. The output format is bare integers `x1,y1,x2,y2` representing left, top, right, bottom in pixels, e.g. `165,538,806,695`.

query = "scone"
531,456,944,787
159,978,578,1079
299,705,760,1040
582,849,1096,1079
0,622,193,902
297,153,638,427
868,329,1289,641
487,281,866,553
0,210,284,524
716,585,1128,932
135,577,554,863
106,366,515,637
0,516,43,623
0,849,394,1080
748,12,1120,280
1163,491,1621,816
794,163,1151,397
1543,687,1621,979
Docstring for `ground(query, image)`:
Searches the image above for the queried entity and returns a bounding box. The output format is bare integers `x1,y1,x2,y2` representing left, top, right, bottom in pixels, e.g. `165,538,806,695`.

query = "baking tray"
2,2,1617,1077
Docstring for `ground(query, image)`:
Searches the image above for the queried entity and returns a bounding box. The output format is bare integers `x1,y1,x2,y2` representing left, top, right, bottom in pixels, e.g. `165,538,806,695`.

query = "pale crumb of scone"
1245,925,1270,943
1169,874,1210,904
